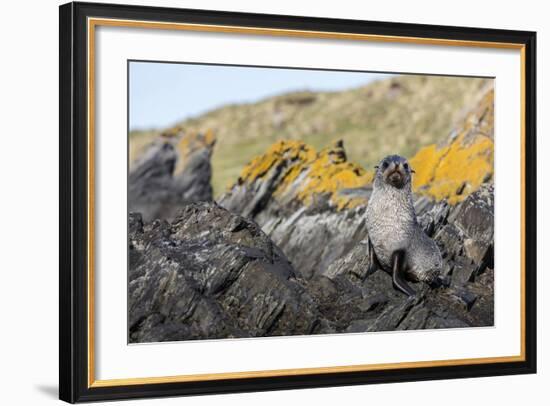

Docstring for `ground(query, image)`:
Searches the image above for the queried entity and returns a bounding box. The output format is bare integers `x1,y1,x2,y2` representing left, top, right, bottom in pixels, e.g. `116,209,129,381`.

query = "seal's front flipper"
391,250,416,297
367,237,382,275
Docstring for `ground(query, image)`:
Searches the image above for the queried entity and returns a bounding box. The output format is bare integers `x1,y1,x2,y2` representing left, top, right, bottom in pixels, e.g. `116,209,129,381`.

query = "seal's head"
374,155,414,190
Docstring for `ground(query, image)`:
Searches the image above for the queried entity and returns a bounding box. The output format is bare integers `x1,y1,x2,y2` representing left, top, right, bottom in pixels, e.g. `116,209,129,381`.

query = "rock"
447,286,478,311
128,142,178,222
464,238,491,267
414,196,435,217
219,140,372,279
128,212,144,235
398,306,431,330
367,296,420,332
418,201,451,237
449,184,494,273
265,207,369,279
219,139,372,217
128,89,496,342
323,239,375,281
361,293,389,312
425,316,469,329
451,257,477,286
434,223,465,260
210,94,494,337
346,320,375,333
409,89,494,204
466,268,494,326
129,202,328,342
450,184,494,241
129,189,495,341
128,132,215,222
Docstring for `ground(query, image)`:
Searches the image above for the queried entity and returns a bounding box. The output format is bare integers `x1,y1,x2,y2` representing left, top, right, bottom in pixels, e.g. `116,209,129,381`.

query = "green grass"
130,75,492,197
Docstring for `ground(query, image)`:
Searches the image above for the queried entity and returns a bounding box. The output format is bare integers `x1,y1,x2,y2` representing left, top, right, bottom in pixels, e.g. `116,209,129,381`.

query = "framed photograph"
59,1,536,403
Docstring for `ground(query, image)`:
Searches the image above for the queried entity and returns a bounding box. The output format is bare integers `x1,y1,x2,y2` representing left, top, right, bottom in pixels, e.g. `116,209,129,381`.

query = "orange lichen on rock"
293,143,373,209
231,87,494,209
239,140,316,184
410,89,494,204
411,135,493,204
160,125,184,139
174,129,216,174
236,139,372,210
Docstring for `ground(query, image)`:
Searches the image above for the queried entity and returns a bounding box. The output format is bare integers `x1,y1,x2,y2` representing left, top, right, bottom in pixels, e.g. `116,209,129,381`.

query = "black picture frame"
59,1,537,403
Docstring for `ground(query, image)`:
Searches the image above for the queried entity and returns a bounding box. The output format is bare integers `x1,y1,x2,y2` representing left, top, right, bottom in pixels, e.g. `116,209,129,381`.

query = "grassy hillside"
130,74,491,196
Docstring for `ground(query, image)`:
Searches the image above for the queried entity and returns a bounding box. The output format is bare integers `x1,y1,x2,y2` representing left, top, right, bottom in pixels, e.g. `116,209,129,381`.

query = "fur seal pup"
365,155,442,296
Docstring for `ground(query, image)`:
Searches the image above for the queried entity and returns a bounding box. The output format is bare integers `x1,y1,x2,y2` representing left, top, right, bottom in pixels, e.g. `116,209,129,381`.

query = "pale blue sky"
129,61,392,131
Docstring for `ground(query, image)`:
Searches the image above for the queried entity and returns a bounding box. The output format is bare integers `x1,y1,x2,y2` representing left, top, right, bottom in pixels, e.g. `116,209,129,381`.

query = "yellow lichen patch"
410,144,447,188
160,125,184,138
410,87,494,204
238,140,316,184
232,87,493,208
235,139,372,210
174,129,216,174
295,150,373,210
430,136,492,204
177,129,216,159
411,134,493,204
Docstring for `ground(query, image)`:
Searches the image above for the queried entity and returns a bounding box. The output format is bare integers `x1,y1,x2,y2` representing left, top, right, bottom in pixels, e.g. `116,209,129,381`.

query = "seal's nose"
389,171,402,182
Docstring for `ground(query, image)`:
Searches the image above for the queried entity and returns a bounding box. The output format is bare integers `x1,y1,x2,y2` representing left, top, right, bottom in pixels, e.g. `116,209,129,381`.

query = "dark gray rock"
263,207,369,279
129,185,494,342
323,239,376,281
217,148,290,220
447,286,478,311
367,296,420,332
174,148,214,203
128,212,144,235
448,184,494,272
418,201,451,237
397,305,431,330
434,223,465,260
218,140,373,280
129,135,214,222
451,257,477,286
213,149,494,338
129,136,495,342
129,202,328,343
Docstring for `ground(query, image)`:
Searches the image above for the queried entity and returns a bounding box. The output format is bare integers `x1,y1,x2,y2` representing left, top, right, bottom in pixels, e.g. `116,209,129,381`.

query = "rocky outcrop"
218,140,373,279
322,184,494,331
219,139,372,215
129,88,495,342
410,89,494,204
129,184,494,342
128,131,215,222
219,89,494,279
128,202,328,343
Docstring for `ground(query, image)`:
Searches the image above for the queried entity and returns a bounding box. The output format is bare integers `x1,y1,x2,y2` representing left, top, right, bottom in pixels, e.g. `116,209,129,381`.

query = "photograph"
127,62,495,344
55,1,537,402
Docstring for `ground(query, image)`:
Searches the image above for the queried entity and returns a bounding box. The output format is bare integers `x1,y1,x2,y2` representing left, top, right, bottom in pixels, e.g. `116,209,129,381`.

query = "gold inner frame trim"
87,17,527,388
